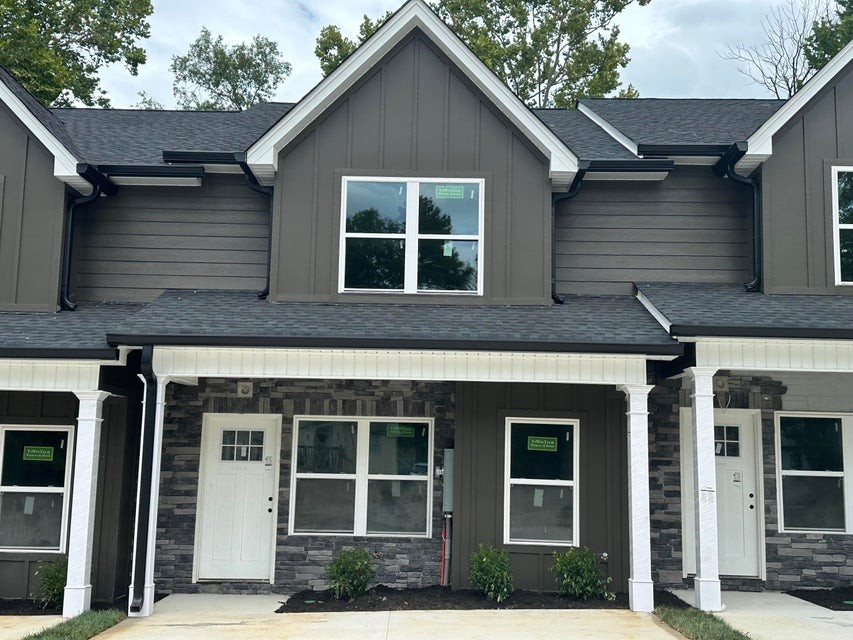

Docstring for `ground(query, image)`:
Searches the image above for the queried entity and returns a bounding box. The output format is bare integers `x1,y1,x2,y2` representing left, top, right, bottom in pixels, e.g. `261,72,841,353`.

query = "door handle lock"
268,496,273,502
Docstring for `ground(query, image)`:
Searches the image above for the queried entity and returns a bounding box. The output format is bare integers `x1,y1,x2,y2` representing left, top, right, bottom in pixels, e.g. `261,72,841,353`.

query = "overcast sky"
99,0,779,108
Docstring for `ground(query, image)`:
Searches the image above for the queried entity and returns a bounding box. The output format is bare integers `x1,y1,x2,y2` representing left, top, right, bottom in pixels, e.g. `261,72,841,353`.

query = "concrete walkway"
92,594,685,640
0,615,62,640
674,589,853,640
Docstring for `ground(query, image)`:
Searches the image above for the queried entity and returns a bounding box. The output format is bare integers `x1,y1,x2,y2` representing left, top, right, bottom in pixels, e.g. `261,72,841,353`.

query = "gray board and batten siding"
73,174,269,303
452,382,629,592
271,32,552,305
762,59,853,294
555,166,753,295
0,101,66,311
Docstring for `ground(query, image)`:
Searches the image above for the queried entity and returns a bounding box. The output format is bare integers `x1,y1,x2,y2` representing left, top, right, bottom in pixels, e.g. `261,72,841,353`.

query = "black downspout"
715,143,761,291
235,154,274,299
130,345,156,614
550,162,589,304
60,185,101,310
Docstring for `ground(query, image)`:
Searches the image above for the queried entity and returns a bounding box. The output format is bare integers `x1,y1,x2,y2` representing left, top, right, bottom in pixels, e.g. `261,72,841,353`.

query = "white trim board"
151,346,656,386
692,338,853,373
0,361,103,392
246,0,577,188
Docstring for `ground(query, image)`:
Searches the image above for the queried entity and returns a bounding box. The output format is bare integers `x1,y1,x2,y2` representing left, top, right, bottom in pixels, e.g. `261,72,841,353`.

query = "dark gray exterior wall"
762,59,853,294
452,382,629,592
556,166,752,295
0,103,66,311
155,378,455,595
73,174,269,302
270,33,551,305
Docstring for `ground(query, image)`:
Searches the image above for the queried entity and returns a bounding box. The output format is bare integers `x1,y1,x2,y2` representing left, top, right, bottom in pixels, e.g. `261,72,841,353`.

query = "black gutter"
61,165,117,311
130,345,156,615
97,165,206,179
586,159,674,172
550,161,590,304
638,143,731,157
714,142,761,291
105,332,684,357
0,347,118,360
163,150,275,299
670,324,853,341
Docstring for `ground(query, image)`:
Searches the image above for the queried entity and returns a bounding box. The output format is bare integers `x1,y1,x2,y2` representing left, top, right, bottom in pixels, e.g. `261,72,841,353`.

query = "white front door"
195,414,281,581
681,409,763,578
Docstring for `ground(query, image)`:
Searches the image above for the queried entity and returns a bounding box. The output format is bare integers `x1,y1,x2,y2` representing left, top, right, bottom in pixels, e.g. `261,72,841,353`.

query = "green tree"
171,28,292,111
314,1,649,107
0,0,152,107
805,1,853,69
131,90,164,110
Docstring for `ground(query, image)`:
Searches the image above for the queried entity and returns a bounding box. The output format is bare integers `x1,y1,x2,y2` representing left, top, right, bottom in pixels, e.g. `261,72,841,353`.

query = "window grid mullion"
367,474,430,481
780,469,844,477
403,181,419,293
508,478,574,486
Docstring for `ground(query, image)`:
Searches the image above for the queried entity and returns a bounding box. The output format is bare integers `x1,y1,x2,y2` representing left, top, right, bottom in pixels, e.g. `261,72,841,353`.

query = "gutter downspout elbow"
550,162,589,304
234,153,274,299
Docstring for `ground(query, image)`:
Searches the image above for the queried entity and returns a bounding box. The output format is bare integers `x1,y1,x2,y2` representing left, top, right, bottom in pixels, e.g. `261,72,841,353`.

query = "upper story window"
832,166,853,285
339,177,484,294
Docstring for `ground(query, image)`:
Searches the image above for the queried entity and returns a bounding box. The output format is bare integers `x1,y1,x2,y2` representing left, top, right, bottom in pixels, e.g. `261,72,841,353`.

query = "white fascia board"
246,0,577,186
577,103,639,156
693,337,853,373
736,39,853,173
0,78,87,191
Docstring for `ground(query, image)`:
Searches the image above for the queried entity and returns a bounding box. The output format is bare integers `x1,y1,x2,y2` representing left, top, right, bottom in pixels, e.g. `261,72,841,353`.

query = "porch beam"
64,390,110,617
693,338,853,373
687,366,722,611
618,384,655,612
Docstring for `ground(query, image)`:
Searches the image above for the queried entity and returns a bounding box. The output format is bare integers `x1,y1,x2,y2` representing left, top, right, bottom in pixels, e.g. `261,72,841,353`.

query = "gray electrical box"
443,448,454,513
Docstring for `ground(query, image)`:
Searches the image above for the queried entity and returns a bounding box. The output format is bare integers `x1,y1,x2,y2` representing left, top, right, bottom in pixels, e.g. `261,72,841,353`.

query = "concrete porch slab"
0,615,62,640
91,594,685,640
673,589,853,640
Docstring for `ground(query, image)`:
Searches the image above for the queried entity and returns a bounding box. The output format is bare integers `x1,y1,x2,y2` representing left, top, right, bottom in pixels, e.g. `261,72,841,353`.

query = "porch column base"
62,585,92,618
127,584,156,617
694,578,722,611
628,578,654,612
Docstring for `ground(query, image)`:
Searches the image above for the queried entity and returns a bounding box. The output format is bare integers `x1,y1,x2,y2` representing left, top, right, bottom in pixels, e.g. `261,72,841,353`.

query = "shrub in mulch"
786,587,853,611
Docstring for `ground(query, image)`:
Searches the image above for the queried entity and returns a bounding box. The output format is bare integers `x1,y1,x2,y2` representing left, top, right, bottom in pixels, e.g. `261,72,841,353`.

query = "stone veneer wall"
155,378,455,595
650,372,853,590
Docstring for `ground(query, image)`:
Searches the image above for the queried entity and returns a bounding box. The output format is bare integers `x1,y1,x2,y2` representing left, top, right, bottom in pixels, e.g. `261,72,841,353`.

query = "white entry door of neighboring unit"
195,414,281,582
681,409,763,578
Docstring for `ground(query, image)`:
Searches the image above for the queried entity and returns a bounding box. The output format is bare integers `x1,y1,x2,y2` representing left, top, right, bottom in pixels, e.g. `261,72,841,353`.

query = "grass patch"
656,605,750,640
21,609,125,640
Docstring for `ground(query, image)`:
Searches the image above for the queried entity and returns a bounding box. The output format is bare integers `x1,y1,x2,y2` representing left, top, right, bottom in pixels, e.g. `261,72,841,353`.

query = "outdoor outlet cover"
237,381,253,398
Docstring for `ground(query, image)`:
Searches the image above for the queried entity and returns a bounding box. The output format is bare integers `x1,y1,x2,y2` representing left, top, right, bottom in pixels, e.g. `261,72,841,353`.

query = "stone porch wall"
649,372,853,590
154,378,455,595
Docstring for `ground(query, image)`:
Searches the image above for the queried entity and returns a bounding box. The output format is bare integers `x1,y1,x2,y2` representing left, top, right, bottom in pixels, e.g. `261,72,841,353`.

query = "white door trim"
680,408,765,580
192,413,282,584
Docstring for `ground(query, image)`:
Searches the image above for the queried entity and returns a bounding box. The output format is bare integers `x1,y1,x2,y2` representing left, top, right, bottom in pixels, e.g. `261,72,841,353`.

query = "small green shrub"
551,547,615,601
325,547,376,599
34,557,67,610
468,543,513,603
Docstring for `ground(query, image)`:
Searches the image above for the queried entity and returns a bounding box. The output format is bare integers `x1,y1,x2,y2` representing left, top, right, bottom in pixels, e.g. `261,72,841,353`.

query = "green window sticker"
434,185,464,199
23,446,54,462
386,424,415,438
527,436,558,452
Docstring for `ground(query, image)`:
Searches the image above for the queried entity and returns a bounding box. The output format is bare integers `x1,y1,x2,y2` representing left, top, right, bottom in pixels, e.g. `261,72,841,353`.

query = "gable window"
339,177,484,294
0,426,74,551
504,418,579,546
833,166,853,285
776,413,853,533
289,416,433,537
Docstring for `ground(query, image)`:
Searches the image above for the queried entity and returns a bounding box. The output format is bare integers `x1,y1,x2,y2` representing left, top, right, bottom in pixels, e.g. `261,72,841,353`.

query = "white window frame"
503,417,580,547
775,412,853,534
0,424,75,553
832,165,853,286
338,176,485,295
288,415,434,538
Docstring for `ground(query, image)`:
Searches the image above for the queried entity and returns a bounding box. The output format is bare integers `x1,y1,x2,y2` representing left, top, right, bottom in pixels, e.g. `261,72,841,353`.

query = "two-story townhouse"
0,0,851,620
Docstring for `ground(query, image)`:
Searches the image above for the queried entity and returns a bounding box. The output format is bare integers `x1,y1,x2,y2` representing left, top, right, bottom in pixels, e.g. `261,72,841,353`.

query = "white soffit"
693,337,853,373
736,38,853,174
110,176,203,187
152,347,653,386
0,360,102,392
246,0,578,188
0,79,88,193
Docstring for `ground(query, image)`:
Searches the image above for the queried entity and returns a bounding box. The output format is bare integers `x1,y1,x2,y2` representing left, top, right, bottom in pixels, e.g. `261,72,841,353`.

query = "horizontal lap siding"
75,175,269,302
556,167,751,295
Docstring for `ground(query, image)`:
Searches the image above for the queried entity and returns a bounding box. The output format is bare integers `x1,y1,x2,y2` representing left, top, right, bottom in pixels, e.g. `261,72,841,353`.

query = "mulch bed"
277,585,685,613
786,587,853,611
0,599,59,616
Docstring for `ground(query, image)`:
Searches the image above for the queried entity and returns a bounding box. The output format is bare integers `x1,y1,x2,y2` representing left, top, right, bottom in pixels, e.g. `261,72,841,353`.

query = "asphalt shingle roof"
533,109,637,160
106,289,680,354
579,98,785,147
52,102,294,166
637,283,853,339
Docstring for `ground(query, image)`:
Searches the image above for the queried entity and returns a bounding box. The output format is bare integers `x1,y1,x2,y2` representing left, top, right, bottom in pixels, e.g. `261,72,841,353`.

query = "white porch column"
688,366,722,611
64,391,110,618
618,384,655,612
128,377,167,618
